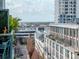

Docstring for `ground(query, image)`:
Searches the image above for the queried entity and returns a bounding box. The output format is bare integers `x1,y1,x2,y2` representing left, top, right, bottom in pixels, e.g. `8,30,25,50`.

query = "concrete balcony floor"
14,44,30,59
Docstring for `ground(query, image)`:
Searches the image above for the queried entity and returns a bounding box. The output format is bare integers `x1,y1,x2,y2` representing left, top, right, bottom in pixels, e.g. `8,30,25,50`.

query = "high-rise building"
55,0,79,24
0,0,5,9
44,0,79,59
44,23,79,59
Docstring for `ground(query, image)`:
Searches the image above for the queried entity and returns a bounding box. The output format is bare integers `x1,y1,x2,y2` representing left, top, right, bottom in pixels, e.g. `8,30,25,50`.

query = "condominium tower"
44,23,79,59
44,0,79,59
55,0,79,24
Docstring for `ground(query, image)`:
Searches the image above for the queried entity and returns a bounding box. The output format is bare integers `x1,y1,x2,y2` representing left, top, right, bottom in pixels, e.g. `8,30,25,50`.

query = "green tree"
9,15,20,32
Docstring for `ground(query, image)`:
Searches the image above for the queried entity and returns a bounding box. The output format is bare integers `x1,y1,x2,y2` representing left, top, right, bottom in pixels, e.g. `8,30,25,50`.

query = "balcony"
46,34,56,41
46,31,79,52
46,32,77,48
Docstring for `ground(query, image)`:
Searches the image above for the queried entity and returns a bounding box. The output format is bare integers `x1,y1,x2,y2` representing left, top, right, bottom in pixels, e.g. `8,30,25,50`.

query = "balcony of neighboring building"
46,31,79,53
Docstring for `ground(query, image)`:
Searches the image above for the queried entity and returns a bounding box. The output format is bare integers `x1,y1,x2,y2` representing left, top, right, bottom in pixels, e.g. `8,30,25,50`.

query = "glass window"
56,27,59,33
65,2,68,4
71,15,72,18
53,43,55,48
71,12,72,13
64,28,66,35
56,44,59,51
52,27,54,32
60,46,63,54
76,29,78,37
65,49,69,58
74,2,76,4
70,29,75,37
56,52,59,59
53,48,55,56
52,57,55,59
71,39,75,47
77,40,79,47
64,28,68,35
60,27,63,34
70,2,72,4
70,29,73,36
60,55,63,59
73,29,75,37
74,15,76,17
65,12,68,14
71,52,73,59
73,12,76,14
73,5,76,7
52,28,54,32
65,5,68,7
71,8,72,10
67,28,68,35
53,27,56,32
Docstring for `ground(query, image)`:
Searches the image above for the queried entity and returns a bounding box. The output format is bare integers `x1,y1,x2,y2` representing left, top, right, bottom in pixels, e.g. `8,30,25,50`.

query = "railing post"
0,31,14,59
10,30,14,59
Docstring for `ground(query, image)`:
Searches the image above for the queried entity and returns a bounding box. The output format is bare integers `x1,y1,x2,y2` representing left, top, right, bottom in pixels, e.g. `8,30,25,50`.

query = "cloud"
6,0,55,22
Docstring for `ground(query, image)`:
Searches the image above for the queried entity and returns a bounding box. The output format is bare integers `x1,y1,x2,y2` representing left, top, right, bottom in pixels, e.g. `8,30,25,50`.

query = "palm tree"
9,15,21,32
9,15,22,50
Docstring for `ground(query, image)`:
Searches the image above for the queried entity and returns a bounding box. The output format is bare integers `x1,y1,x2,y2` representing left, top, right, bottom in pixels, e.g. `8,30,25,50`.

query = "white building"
35,25,49,59
55,0,79,24
44,23,79,59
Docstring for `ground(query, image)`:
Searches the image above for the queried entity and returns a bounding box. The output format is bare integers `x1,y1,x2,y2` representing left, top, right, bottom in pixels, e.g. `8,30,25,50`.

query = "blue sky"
6,0,55,22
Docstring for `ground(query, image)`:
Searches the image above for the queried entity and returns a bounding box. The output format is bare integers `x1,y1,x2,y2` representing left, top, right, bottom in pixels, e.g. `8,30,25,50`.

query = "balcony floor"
14,45,30,59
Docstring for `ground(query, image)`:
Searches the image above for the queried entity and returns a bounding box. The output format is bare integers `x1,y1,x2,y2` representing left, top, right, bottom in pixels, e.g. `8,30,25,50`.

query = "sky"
6,0,55,22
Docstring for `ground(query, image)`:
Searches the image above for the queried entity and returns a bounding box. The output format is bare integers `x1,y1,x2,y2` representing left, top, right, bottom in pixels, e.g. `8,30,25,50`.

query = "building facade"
44,23,79,59
55,0,79,24
35,26,46,59
0,0,5,9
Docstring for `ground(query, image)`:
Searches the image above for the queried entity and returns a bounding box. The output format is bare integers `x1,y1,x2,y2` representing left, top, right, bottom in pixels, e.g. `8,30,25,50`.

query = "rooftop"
49,23,79,29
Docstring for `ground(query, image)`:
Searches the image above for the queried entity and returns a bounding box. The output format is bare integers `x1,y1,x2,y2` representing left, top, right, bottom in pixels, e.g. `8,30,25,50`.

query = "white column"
50,40,52,59
47,38,48,59
78,29,79,48
72,53,75,59
69,52,71,59
59,45,60,59
63,48,65,59
55,42,56,59
45,38,48,59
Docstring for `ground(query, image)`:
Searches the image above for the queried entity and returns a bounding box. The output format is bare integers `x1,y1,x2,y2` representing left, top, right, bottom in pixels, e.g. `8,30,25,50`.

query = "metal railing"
0,31,14,59
46,34,72,47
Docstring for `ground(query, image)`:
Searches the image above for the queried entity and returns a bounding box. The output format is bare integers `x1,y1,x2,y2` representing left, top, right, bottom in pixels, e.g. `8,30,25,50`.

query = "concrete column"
78,29,79,48
63,48,65,59
55,42,56,59
50,40,52,59
59,45,60,59
51,40,53,59
69,52,71,59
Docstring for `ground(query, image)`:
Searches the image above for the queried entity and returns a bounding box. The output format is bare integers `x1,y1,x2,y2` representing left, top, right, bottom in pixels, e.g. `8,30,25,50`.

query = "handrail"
0,33,12,36
0,31,14,59
2,39,11,59
0,30,14,36
35,40,44,56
